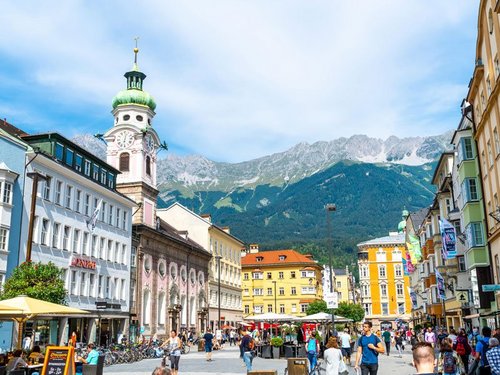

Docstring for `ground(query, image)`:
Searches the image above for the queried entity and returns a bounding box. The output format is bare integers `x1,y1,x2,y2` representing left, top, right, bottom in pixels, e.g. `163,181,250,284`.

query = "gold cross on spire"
134,36,140,64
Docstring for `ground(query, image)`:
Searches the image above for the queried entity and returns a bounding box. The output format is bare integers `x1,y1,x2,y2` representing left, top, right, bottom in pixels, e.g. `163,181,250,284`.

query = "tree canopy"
305,300,329,315
0,261,67,304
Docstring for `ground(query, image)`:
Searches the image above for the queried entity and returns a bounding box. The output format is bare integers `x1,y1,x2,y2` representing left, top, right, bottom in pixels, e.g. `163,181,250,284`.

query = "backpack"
442,351,457,373
480,339,491,366
455,340,466,356
248,337,255,350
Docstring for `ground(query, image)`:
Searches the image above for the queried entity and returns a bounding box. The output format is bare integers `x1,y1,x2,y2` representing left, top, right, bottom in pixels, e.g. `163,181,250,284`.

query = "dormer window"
256,256,263,262
279,255,286,261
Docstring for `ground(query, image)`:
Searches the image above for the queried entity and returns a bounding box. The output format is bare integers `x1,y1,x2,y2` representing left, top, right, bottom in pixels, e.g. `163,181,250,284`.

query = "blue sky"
0,1,479,162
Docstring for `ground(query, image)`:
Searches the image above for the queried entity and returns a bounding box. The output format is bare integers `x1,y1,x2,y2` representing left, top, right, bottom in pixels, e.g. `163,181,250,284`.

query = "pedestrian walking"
354,321,385,375
382,329,391,356
203,328,214,362
339,328,352,365
454,328,472,374
486,337,500,375
241,331,255,372
306,331,320,373
162,330,182,375
411,342,438,375
475,326,493,375
424,327,436,348
323,337,348,375
437,338,463,375
395,332,404,357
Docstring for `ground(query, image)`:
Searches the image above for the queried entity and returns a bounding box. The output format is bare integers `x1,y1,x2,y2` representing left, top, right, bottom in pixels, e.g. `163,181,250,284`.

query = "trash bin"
198,339,205,352
286,358,308,375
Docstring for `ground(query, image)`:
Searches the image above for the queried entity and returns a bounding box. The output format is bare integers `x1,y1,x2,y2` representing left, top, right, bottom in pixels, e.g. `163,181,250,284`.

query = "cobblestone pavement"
103,344,418,374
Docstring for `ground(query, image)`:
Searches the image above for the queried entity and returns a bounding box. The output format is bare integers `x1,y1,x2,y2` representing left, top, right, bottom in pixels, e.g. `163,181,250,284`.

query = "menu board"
41,346,74,375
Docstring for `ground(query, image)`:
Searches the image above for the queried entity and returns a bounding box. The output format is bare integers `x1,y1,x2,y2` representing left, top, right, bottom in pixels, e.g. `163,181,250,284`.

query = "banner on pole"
439,219,457,259
436,270,446,300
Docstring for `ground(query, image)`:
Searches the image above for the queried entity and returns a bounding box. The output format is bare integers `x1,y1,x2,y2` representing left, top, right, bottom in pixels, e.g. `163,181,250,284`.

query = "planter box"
272,346,280,359
261,345,272,359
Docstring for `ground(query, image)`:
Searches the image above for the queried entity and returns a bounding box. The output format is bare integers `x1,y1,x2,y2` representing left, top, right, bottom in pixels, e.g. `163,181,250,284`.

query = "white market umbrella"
297,312,353,323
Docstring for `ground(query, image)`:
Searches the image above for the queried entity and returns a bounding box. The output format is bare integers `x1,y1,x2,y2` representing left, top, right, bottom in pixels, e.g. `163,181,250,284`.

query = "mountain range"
73,132,452,268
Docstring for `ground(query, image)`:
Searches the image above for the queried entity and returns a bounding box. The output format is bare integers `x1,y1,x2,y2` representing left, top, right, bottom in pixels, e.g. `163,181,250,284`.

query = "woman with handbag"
324,337,349,375
305,331,320,373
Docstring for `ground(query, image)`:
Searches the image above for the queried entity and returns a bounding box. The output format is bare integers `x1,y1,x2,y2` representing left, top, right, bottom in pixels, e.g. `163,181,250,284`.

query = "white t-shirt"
340,332,351,348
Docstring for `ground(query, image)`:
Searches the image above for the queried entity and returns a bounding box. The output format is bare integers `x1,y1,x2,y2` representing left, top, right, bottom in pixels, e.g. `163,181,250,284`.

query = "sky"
0,1,479,163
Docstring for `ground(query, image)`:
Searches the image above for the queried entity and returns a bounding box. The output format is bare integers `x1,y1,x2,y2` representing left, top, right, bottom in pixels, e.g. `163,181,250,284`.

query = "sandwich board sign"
42,346,75,375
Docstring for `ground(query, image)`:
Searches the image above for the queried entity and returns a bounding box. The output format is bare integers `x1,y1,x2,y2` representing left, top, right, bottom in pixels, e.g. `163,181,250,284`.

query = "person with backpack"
475,326,493,375
486,338,500,375
438,338,463,375
454,328,472,374
305,330,320,373
354,321,385,375
241,331,255,371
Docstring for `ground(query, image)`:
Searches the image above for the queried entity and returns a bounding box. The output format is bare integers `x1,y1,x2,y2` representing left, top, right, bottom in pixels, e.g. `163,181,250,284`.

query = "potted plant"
270,336,283,359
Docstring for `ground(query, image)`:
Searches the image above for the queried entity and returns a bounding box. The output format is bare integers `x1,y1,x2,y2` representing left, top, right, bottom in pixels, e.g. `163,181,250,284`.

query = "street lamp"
215,255,222,330
326,203,336,336
26,171,47,262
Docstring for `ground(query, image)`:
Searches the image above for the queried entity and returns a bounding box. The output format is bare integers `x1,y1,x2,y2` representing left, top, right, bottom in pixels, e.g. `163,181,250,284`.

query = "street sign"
324,292,338,309
481,284,500,292
455,290,469,304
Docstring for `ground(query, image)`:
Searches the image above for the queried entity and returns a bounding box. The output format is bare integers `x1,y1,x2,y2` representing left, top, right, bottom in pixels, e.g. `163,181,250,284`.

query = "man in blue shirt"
475,326,492,375
355,322,385,375
79,343,99,365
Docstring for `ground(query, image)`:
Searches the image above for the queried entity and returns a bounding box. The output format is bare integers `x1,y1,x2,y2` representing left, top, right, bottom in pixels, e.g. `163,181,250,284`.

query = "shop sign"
95,301,121,310
70,257,96,270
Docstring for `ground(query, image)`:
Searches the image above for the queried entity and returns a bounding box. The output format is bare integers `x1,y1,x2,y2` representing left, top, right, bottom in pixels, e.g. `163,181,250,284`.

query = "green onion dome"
112,88,156,111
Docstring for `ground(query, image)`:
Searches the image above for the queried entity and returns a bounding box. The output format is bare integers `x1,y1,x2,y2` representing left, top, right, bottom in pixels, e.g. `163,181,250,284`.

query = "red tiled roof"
241,249,319,266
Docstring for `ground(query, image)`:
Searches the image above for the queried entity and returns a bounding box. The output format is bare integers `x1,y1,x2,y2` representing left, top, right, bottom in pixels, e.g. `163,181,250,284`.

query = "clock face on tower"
116,131,134,149
144,134,155,154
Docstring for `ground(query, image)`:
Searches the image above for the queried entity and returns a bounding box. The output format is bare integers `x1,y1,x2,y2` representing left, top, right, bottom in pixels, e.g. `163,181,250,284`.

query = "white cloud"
0,0,478,162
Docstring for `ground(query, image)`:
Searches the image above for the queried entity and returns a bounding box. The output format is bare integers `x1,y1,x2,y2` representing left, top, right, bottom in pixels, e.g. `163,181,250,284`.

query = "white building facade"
20,133,135,346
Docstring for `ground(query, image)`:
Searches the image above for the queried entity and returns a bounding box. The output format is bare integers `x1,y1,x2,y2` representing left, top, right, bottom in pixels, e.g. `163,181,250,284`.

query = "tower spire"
133,36,140,71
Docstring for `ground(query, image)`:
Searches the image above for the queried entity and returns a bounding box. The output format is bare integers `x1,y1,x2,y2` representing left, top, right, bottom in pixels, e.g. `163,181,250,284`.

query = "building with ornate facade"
104,49,210,339
241,245,323,317
157,202,244,330
357,231,412,331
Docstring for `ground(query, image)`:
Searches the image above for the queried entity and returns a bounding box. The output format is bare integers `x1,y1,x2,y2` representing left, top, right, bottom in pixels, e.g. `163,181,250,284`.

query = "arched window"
119,153,130,172
146,156,151,176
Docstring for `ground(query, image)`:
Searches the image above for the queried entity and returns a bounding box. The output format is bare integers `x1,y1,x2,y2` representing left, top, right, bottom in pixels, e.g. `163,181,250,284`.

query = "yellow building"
466,0,499,323
357,232,412,331
241,245,323,317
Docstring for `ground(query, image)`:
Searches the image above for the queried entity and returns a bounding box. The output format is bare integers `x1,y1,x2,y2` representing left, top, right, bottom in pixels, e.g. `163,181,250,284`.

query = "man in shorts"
340,328,353,365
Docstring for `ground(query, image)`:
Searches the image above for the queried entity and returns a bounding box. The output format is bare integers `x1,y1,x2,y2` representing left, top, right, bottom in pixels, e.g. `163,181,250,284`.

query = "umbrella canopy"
0,295,88,349
0,296,88,317
297,312,353,323
244,312,296,321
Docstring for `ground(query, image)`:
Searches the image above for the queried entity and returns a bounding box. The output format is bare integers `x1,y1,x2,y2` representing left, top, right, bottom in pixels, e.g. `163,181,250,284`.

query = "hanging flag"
408,287,418,309
406,242,417,264
409,234,422,261
439,219,457,259
405,251,415,273
436,270,446,300
86,199,102,232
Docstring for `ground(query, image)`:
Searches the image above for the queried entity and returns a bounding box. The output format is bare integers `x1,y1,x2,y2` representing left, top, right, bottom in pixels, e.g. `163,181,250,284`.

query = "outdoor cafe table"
20,364,43,375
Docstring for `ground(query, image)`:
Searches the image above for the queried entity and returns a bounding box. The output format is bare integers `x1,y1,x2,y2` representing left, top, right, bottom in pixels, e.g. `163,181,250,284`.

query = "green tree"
306,300,330,315
0,262,67,304
334,301,365,322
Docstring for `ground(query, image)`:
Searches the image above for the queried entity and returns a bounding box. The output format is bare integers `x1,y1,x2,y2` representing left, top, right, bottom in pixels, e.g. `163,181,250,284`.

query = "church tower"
105,46,161,227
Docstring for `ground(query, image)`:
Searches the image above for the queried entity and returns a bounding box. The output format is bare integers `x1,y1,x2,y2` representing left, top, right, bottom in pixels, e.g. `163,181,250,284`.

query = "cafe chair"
82,355,104,375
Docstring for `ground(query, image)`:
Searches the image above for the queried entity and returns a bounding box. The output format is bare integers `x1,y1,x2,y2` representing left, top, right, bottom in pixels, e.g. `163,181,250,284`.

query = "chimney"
222,226,230,234
201,214,212,223
178,230,189,240
249,244,259,253
304,253,314,260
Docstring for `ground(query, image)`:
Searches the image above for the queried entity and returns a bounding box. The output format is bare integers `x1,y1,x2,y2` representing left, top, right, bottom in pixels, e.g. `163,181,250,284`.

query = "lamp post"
326,203,336,336
215,255,222,330
26,171,47,262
